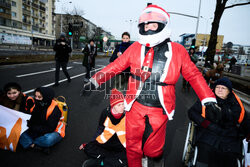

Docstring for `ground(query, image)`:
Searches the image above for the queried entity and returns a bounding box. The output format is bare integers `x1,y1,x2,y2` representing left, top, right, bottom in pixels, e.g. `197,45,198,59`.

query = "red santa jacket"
90,42,216,120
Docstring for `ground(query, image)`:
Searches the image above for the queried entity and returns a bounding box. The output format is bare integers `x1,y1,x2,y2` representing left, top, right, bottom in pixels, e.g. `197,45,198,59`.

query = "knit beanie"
110,88,124,108
214,77,232,92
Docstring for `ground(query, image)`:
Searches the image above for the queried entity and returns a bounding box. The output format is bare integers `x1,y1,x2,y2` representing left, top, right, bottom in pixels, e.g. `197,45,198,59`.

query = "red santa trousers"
126,101,168,167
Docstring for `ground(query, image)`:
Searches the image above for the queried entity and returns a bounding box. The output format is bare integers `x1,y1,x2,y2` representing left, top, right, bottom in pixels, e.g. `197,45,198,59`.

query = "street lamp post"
194,0,202,39
125,19,137,39
200,16,213,56
57,0,72,34
167,0,202,45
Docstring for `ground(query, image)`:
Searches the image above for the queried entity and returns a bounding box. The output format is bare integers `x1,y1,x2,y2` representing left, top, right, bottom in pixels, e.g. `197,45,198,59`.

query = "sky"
55,0,250,46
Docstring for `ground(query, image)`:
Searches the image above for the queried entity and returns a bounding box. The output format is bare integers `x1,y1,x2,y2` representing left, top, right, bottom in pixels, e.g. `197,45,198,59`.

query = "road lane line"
23,66,105,95
16,66,73,78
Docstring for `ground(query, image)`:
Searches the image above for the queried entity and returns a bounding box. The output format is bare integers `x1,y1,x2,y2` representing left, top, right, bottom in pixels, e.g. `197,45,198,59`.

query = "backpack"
55,96,68,123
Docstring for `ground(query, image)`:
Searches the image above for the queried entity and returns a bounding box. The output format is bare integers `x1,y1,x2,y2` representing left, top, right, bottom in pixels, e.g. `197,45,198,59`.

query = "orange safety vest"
46,100,66,138
23,94,35,113
96,116,126,148
201,91,245,124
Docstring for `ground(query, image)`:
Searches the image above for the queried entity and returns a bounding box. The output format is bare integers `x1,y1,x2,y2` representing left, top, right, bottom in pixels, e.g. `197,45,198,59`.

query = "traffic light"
68,23,73,36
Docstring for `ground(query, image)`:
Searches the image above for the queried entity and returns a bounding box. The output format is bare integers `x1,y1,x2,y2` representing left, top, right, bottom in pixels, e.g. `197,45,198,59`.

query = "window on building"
0,8,4,13
11,12,17,17
22,15,26,22
22,25,27,30
13,22,17,28
11,1,16,7
0,17,4,25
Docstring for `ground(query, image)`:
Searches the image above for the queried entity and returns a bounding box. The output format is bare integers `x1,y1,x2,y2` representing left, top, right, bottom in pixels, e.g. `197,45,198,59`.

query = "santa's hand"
80,81,96,96
117,52,122,57
204,102,222,124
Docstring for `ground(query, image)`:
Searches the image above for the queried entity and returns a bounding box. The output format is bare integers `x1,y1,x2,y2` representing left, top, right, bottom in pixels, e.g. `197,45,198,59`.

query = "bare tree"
92,27,103,41
223,41,234,56
64,7,88,49
205,0,250,67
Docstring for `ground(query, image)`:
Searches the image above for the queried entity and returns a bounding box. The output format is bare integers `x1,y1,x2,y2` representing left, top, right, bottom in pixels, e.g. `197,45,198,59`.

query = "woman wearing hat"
80,89,127,167
188,77,250,167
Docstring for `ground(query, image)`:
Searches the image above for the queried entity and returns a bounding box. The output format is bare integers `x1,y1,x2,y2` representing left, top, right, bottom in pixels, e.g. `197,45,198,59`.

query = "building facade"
0,0,56,46
55,13,114,49
179,33,224,53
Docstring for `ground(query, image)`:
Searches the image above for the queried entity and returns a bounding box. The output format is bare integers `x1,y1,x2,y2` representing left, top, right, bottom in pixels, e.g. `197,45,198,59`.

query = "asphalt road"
0,57,199,167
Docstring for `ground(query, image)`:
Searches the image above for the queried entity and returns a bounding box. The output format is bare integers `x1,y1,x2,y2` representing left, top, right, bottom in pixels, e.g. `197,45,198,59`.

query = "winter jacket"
84,107,127,163
109,42,131,73
94,107,125,151
90,40,216,120
82,44,97,67
27,87,61,138
0,92,34,114
53,39,72,62
188,92,250,154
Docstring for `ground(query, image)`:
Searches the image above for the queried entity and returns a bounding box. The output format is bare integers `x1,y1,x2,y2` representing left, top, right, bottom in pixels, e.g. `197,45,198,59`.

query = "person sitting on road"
19,87,65,152
0,82,34,114
188,77,250,167
79,88,127,167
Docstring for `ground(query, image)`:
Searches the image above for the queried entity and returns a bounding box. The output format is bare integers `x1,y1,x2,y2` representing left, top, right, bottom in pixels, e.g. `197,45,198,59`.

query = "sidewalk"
0,49,108,65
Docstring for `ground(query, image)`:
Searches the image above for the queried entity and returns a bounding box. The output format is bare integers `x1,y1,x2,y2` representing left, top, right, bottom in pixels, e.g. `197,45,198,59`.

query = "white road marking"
16,66,73,78
23,66,105,94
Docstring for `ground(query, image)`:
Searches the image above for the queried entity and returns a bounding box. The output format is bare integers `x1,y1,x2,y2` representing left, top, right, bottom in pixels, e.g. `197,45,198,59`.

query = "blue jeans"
19,131,62,149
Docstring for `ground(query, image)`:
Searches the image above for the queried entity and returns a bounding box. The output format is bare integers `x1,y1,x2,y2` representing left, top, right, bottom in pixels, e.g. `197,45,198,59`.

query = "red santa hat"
139,5,170,25
110,88,124,108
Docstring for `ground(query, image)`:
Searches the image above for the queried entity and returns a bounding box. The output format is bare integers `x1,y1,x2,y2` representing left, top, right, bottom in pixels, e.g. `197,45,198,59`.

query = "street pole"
70,36,73,57
195,0,201,39
58,0,72,34
60,14,62,34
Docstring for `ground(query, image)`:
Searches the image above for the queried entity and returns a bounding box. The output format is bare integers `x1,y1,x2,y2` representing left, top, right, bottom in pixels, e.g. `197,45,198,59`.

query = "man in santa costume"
82,4,221,167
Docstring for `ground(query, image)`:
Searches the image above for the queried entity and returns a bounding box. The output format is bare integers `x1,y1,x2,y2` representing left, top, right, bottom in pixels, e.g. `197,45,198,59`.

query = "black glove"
204,102,222,124
80,81,96,96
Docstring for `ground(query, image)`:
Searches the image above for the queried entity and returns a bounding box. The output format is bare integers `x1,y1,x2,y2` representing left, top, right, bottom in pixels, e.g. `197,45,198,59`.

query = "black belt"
131,74,170,86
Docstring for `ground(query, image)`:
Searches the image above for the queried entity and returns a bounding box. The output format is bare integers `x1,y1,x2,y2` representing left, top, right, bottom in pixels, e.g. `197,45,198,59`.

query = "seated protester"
0,82,34,114
19,87,65,151
79,89,127,167
188,77,250,167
